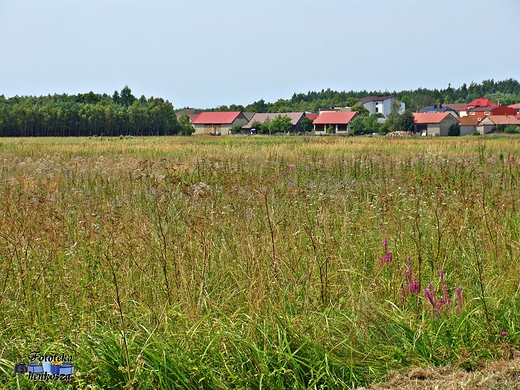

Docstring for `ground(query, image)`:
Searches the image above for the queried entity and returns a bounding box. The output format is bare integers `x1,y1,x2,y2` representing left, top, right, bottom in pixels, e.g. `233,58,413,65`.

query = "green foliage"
448,123,461,136
178,114,195,136
269,114,293,133
350,116,365,135
209,79,520,114
504,125,520,134
300,116,313,133
350,103,370,117
0,87,182,136
400,110,415,132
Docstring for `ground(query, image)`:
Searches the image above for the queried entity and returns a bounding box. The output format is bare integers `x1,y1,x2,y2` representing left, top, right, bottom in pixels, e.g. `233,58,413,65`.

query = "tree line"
0,86,194,137
207,78,520,113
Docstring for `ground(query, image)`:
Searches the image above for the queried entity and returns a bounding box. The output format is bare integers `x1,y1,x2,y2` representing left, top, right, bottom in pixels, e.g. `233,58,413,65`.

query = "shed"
413,113,459,136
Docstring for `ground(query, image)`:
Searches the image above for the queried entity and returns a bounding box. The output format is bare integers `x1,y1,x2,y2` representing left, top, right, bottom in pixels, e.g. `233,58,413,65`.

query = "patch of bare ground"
359,351,520,390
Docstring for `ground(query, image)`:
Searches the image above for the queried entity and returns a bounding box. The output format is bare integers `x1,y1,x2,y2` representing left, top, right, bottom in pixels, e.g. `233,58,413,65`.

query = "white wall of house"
363,98,405,117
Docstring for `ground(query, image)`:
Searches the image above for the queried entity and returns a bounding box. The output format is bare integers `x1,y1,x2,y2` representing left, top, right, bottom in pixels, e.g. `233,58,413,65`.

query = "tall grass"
0,135,519,388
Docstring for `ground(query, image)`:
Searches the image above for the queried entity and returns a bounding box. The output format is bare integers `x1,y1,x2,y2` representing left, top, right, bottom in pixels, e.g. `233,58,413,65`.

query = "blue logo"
14,351,74,381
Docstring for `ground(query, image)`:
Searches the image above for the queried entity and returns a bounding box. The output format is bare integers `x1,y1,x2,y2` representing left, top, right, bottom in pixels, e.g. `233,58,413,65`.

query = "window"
470,112,475,116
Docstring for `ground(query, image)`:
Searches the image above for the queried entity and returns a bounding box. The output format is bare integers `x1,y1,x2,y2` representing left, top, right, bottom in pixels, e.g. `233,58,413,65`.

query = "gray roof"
418,105,457,114
243,112,305,129
357,96,395,104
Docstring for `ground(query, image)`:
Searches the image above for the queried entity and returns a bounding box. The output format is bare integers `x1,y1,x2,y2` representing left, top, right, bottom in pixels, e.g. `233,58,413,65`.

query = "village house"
418,104,459,116
413,112,459,136
357,96,404,117
313,111,358,134
242,112,306,133
466,105,517,123
191,111,250,135
476,115,520,135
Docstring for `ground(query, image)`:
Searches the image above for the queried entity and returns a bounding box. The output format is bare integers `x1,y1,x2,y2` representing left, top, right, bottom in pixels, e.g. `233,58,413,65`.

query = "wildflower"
501,331,508,336
404,256,420,295
380,239,392,265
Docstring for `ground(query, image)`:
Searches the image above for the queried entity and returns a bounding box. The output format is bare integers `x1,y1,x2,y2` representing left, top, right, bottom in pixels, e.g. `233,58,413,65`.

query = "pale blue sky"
1,0,519,109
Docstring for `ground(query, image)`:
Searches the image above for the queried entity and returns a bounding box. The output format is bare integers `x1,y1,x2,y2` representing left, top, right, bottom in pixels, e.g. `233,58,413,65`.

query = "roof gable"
464,97,498,110
313,111,357,125
480,115,520,125
413,112,450,124
192,111,243,125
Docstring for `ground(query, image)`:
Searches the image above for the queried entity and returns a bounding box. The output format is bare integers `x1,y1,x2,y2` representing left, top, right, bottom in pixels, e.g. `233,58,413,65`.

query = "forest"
0,86,192,137
214,78,520,114
1,79,519,137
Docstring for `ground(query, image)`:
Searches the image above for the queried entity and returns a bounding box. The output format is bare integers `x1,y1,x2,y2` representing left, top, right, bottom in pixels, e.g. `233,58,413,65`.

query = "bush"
504,125,520,134
448,123,460,136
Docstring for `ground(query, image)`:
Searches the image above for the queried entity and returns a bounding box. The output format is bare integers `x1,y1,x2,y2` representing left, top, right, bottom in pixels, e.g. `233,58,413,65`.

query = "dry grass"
0,135,519,388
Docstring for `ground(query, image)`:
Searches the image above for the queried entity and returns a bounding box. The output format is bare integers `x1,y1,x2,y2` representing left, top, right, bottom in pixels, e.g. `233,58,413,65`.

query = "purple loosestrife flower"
380,239,392,265
404,256,420,295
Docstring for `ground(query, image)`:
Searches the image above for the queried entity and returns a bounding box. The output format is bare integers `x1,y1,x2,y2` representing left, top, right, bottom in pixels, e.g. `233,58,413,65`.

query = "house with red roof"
413,113,459,136
192,112,250,135
508,103,520,114
463,97,498,111
313,111,358,134
466,105,517,123
476,115,520,135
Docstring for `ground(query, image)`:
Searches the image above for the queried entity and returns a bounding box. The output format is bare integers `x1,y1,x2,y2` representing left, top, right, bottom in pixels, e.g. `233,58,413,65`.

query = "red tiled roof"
481,115,520,125
192,112,242,124
457,117,479,126
508,103,520,109
463,97,498,110
413,113,450,124
313,111,357,125
306,113,318,121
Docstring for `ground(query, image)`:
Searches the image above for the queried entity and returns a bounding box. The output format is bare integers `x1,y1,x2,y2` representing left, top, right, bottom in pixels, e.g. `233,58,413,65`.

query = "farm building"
457,116,479,136
476,115,520,135
413,113,460,136
313,111,358,134
242,112,306,133
192,112,250,135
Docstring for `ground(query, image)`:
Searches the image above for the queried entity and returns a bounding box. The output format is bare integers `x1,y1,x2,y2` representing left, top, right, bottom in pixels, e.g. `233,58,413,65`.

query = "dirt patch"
359,355,520,390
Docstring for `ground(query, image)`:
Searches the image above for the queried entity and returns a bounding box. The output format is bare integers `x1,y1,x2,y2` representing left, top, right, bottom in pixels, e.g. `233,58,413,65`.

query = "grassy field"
0,135,519,389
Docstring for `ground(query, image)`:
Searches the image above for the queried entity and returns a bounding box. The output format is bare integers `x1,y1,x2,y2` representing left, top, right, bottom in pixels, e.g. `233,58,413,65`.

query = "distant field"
1,135,519,389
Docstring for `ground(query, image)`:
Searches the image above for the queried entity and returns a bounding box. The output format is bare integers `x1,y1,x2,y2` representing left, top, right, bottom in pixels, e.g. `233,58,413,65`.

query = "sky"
1,0,519,109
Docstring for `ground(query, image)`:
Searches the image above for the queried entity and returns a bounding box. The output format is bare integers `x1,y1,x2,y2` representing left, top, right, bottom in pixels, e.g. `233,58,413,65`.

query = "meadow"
0,135,519,389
